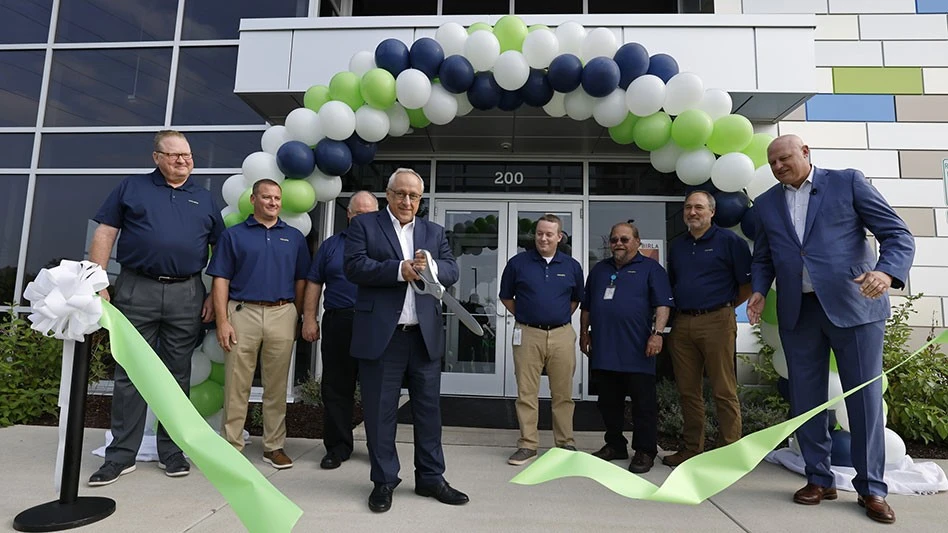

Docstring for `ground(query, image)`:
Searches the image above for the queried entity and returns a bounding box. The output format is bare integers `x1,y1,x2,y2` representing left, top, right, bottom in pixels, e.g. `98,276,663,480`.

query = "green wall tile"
833,67,923,95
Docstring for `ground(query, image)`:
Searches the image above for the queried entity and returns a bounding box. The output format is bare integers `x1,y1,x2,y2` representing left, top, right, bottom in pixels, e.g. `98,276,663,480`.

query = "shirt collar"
608,252,643,268
244,216,286,229
687,224,719,243
530,249,561,263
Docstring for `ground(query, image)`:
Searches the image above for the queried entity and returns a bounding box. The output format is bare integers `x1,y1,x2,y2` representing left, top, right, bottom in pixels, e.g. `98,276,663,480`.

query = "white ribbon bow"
23,260,108,341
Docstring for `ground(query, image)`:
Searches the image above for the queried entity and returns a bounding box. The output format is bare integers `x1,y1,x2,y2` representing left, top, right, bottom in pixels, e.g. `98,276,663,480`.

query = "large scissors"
410,249,485,337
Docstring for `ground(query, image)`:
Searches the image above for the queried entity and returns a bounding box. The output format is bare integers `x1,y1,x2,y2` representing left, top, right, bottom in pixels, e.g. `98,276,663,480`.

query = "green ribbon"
511,329,948,504
99,301,302,532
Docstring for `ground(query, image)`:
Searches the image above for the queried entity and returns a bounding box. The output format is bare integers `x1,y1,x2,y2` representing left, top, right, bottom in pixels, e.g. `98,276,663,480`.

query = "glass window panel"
587,200,670,266
435,161,582,194
515,0,582,15
173,47,263,125
681,0,714,13
0,50,45,127
351,0,435,15
0,0,52,44
317,0,339,16
0,174,28,304
442,0,508,15
181,0,308,41
341,160,431,194
39,132,155,168
588,162,687,196
0,134,36,168
587,0,677,13
45,48,172,127
186,131,266,168
55,0,177,43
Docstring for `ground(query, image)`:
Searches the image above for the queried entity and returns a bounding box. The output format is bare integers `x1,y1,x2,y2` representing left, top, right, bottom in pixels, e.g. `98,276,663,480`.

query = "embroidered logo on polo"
279,238,290,242
188,199,200,205
704,248,714,252
556,273,566,277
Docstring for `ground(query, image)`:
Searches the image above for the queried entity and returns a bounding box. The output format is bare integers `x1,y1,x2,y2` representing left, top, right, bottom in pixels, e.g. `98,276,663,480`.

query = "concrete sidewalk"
3,424,946,532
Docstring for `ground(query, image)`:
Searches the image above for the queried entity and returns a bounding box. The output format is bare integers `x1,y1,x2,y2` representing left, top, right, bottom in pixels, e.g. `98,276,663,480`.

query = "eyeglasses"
387,189,422,203
156,151,193,161
610,236,633,244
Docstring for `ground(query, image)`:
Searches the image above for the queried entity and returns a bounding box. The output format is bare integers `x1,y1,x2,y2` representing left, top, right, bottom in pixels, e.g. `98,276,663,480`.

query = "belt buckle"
157,275,173,283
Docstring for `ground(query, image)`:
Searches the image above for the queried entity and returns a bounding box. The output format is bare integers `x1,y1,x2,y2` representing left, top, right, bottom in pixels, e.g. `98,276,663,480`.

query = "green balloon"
406,106,431,128
671,109,714,150
237,187,253,216
707,114,754,155
329,71,364,111
209,362,225,386
190,380,224,418
485,214,497,225
761,288,778,325
742,132,775,169
223,211,245,228
360,68,397,110
303,85,331,112
528,24,550,33
608,113,639,145
474,217,488,231
468,22,493,34
633,112,673,151
281,178,316,213
494,15,528,52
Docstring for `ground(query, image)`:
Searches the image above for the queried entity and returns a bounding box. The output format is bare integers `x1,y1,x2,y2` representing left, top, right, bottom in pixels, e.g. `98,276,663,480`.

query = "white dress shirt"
388,207,419,325
783,165,816,293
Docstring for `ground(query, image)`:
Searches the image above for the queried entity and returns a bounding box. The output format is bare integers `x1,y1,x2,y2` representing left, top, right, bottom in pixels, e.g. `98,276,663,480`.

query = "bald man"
748,135,914,524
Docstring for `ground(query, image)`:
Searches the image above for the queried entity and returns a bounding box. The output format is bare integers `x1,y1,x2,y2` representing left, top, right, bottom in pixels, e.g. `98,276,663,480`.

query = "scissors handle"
409,249,444,299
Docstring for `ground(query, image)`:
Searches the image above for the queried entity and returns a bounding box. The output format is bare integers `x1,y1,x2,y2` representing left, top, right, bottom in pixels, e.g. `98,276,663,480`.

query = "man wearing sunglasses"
580,222,673,473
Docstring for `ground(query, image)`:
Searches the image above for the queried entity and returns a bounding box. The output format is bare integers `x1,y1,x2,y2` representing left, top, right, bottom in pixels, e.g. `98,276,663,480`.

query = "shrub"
295,373,361,407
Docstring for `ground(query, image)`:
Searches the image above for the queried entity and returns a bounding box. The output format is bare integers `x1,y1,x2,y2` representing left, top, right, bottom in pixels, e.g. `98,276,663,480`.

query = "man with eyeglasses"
580,222,673,474
500,214,585,466
663,190,752,467
88,130,223,486
344,168,468,513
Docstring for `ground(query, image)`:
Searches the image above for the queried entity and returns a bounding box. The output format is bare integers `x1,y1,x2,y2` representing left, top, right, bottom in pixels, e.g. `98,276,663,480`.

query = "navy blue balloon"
467,72,502,110
275,140,316,179
581,57,621,98
344,134,377,166
439,55,475,94
314,139,352,177
547,54,583,93
712,191,751,228
647,53,679,83
614,42,650,89
375,38,410,77
520,68,554,107
498,89,523,112
740,205,759,240
685,180,720,197
409,37,445,79
830,430,854,468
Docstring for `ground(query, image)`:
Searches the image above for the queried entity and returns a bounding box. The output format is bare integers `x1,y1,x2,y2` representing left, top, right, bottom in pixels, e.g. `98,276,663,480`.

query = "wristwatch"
651,330,665,338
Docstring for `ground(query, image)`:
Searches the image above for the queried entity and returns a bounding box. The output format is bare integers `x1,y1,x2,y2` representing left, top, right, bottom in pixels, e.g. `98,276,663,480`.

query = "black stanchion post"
14,335,116,531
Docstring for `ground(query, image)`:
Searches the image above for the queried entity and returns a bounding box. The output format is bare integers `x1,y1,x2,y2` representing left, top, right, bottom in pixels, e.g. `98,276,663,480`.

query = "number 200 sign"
494,171,524,185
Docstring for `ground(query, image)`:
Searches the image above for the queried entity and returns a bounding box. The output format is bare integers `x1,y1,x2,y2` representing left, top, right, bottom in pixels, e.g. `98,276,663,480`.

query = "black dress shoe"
414,481,470,505
320,453,342,470
368,484,395,513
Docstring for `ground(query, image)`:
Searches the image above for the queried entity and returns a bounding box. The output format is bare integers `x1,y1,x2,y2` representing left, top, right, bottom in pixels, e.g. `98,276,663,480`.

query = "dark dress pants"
320,308,359,459
593,369,658,456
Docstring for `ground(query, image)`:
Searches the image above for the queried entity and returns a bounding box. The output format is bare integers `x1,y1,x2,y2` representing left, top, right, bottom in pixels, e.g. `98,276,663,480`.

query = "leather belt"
522,323,569,331
129,269,198,283
397,323,420,331
241,299,293,307
677,302,733,316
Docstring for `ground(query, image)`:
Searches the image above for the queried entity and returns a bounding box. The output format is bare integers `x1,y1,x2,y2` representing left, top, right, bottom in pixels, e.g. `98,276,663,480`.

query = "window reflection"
0,134,36,168
186,131,267,168
39,132,155,168
45,48,172,127
352,0,436,15
182,0,308,40
56,0,177,43
0,0,52,44
587,0,678,13
515,0,582,14
173,47,263,125
0,175,28,304
442,0,507,15
0,51,46,127
341,161,431,193
588,162,687,196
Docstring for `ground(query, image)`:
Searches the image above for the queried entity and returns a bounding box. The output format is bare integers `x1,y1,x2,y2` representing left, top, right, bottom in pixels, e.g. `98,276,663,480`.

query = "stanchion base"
13,497,115,532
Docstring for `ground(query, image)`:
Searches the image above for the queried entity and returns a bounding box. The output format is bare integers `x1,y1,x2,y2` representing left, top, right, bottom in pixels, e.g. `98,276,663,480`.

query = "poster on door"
639,239,665,268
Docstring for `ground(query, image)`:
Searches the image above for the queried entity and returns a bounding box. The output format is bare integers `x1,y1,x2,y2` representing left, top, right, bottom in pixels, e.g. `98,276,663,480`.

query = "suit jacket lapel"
802,167,825,245
377,210,404,258
774,187,801,247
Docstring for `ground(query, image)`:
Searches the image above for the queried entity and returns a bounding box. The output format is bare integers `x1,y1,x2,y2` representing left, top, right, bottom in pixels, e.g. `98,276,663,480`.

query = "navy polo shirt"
206,216,310,302
93,169,224,277
667,224,751,310
306,231,357,310
581,254,674,374
499,249,584,326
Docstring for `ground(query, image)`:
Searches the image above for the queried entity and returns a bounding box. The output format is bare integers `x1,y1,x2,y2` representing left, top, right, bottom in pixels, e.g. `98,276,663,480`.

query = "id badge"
512,327,523,346
604,287,616,300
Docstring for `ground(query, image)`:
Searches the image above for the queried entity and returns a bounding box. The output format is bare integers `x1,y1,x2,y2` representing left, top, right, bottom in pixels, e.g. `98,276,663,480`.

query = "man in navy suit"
748,135,914,524
344,168,468,513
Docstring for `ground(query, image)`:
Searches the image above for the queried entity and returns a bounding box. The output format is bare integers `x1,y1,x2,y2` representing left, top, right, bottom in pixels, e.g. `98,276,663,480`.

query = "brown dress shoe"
661,450,697,467
858,495,896,524
793,483,838,505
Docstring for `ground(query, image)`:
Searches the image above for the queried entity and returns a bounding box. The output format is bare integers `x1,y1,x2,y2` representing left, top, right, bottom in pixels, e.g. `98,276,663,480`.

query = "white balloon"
348,50,376,76
662,72,704,116
222,174,246,207
771,343,789,380
281,211,312,236
204,408,223,433
354,105,390,142
884,427,906,465
789,434,801,455
261,125,289,155
746,164,780,199
555,21,586,57
711,152,756,192
522,28,559,69
318,101,356,141
284,107,323,146
423,84,458,125
202,332,225,364
395,68,432,109
626,75,666,117
306,173,343,202
543,91,567,117
828,372,844,407
241,151,285,184
190,349,211,386
650,142,684,173
698,88,733,120
386,103,411,137
564,90,595,121
675,148,716,186
493,50,530,91
592,89,628,127
581,27,618,63
455,92,473,116
436,22,468,57
836,399,850,431
220,204,239,218
464,30,501,72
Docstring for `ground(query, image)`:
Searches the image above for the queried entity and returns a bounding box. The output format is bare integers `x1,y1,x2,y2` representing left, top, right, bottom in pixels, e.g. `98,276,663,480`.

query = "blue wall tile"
805,94,895,122
917,0,948,13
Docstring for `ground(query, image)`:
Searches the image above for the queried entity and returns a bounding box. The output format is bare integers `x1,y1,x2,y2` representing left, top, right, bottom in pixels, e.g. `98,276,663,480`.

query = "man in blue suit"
344,168,469,513
748,135,914,525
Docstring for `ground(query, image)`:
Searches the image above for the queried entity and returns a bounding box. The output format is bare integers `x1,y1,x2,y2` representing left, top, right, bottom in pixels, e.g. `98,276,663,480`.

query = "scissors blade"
441,291,484,336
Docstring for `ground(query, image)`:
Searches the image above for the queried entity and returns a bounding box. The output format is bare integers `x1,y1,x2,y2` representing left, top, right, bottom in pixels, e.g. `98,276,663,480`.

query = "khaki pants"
222,301,297,452
512,323,576,449
668,308,742,453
